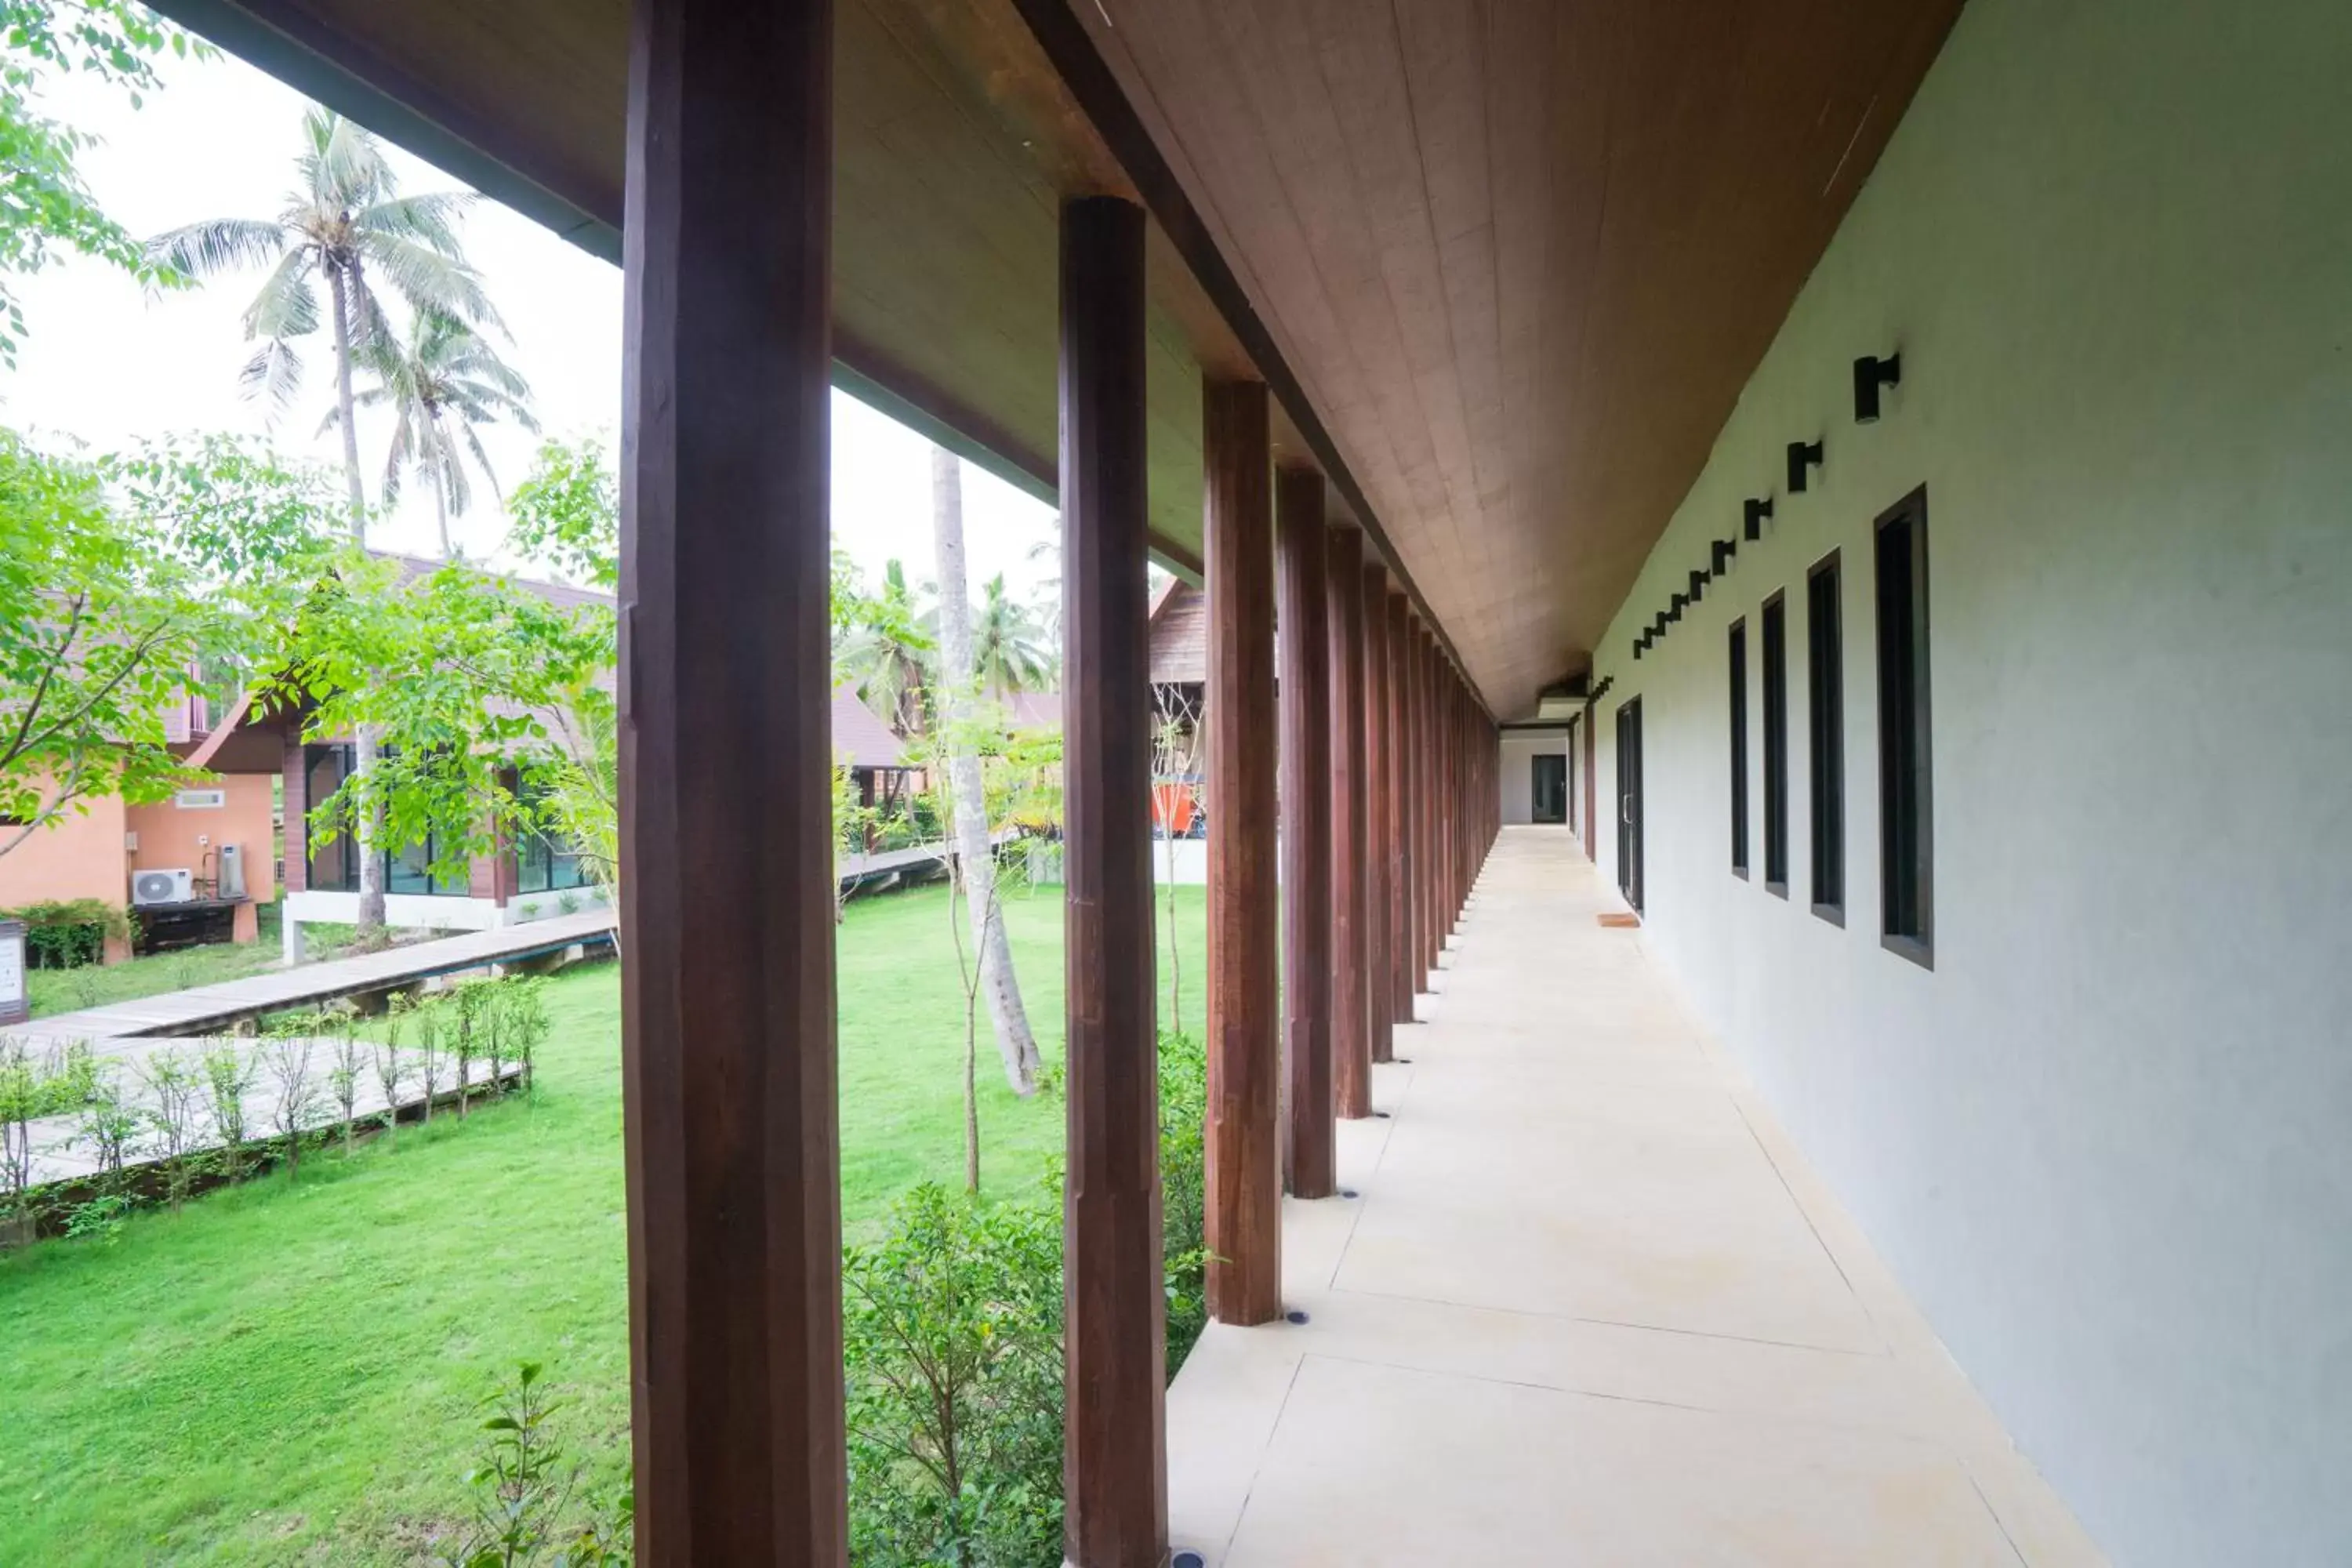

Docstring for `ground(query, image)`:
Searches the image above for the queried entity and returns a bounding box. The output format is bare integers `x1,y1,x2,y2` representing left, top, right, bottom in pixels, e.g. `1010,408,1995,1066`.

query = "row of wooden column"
612,2,1498,1559
1200,375,1501,1336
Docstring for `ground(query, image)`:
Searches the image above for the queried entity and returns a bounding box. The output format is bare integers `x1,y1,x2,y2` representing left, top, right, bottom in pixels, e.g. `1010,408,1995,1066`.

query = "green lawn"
0,881,1208,1566
24,907,358,1019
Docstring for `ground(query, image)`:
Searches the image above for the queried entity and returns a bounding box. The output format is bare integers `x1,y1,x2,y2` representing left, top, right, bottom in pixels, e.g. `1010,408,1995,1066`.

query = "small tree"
327,1013,365,1157
413,1002,445,1123
0,1035,38,1235
843,1185,1064,1567
71,1060,141,1188
263,1025,321,1180
199,1037,260,1183
505,977,550,1102
371,1001,410,1145
1149,686,1203,1036
138,1047,201,1212
450,980,488,1119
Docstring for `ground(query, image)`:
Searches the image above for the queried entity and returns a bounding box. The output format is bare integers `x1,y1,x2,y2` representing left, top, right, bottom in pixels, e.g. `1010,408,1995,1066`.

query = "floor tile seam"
1316,1282,1896,1360
1281,1348,1981,1451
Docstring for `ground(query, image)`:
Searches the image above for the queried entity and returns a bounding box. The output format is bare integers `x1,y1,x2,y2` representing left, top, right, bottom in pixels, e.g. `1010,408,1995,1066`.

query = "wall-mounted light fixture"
1853,353,1901,423
1667,593,1687,623
1650,612,1668,638
1786,438,1824,492
1744,496,1773,541
1711,539,1737,575
1689,568,1708,604
1633,637,1646,660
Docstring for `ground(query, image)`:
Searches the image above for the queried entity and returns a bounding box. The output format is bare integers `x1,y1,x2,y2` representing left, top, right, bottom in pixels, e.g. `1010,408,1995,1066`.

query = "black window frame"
1806,551,1846,925
514,779,594,896
1728,619,1749,878
1760,592,1789,897
1875,487,1933,967
301,741,469,898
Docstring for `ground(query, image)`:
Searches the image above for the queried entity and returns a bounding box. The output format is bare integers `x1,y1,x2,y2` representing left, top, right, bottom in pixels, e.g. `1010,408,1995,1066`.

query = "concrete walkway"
1165,826,2100,1566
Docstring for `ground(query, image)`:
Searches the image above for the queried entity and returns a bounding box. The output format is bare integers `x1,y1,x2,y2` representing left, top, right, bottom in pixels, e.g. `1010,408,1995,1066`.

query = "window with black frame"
514,782,594,895
302,742,470,897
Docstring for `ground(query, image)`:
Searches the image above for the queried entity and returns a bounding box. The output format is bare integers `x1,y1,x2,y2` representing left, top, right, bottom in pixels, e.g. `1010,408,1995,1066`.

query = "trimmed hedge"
4,898,126,969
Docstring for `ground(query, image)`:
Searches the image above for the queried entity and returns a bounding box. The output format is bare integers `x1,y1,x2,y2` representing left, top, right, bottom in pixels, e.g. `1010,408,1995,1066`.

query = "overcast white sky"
2,36,1060,602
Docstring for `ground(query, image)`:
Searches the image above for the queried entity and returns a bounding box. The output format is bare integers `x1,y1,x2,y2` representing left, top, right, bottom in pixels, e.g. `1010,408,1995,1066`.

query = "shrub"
434,1362,633,1568
844,1183,1065,1567
4,898,124,970
1156,1029,1209,1377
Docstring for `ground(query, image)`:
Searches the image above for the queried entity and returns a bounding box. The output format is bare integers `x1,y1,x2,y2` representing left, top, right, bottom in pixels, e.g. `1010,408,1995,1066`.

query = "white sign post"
0,920,26,1027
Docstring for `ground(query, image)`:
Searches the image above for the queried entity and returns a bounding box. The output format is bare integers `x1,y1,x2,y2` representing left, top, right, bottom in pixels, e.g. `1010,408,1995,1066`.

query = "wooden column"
1059,195,1167,1568
618,0,847,1557
1277,468,1334,1199
1202,379,1280,1327
1414,630,1435,985
1360,563,1392,1065
1327,526,1370,1120
1387,593,1415,1020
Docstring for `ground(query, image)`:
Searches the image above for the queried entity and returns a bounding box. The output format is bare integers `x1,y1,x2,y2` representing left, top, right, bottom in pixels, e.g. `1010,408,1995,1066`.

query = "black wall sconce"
1667,593,1686,622
1711,538,1737,574
1853,354,1901,423
1633,635,1646,659
1786,439,1824,492
1688,568,1708,604
1650,611,1667,637
1744,496,1773,541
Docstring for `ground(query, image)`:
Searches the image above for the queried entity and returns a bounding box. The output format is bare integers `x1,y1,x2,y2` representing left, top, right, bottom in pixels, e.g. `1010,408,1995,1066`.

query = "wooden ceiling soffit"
1005,0,1483,705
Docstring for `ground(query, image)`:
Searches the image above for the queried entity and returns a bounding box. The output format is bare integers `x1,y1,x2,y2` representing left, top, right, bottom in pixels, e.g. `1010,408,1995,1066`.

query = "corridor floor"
1163,826,2100,1566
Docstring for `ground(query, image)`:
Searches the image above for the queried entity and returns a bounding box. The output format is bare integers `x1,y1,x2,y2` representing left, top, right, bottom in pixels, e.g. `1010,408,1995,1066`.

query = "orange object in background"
1151,779,1200,837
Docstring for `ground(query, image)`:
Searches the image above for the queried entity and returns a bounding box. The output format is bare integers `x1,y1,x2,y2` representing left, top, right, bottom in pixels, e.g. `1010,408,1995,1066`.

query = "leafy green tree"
0,430,322,859
505,436,617,589
0,0,195,365
971,572,1054,699
266,550,612,914
354,307,537,559
147,105,495,534
150,104,500,941
837,557,931,739
928,448,1037,1096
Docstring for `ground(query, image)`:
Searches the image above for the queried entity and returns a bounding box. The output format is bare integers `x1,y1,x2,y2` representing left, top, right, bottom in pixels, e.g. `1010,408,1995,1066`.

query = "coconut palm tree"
837,558,932,738
146,105,496,540
971,573,1055,699
147,104,498,947
351,309,537,558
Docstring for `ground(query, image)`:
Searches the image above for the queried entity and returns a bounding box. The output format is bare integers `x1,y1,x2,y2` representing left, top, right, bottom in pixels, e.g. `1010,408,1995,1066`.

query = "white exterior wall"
1584,2,2352,1563
1497,731,1569,826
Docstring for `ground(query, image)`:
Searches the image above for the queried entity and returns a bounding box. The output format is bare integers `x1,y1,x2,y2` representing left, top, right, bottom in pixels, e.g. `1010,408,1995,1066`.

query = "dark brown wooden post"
1059,194,1167,1568
1277,467,1334,1198
1409,628,1430,988
618,0,847,1557
1361,562,1392,1065
1424,633,1443,971
1387,593,1415,1019
1203,379,1281,1327
1327,526,1370,1120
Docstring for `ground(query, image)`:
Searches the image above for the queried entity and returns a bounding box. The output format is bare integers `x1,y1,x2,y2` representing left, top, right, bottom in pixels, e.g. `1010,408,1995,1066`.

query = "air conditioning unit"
217,844,247,902
132,869,194,907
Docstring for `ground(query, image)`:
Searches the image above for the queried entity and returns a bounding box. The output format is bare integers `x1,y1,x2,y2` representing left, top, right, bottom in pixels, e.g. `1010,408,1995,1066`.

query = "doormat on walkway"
1598,912,1641,928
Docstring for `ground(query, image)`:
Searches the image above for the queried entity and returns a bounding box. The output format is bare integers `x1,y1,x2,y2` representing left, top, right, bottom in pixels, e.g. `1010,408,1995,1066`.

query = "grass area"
0,880,1208,1566
24,907,358,1019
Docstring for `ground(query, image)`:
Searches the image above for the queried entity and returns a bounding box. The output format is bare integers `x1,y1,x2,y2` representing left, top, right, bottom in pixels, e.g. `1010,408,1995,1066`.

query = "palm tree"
147,105,496,540
837,559,932,738
971,573,1055,699
351,310,537,558
147,105,497,947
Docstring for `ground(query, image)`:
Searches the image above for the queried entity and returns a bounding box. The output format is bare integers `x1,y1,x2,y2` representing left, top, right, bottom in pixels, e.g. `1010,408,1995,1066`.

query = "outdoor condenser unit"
217,844,247,902
131,869,194,906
